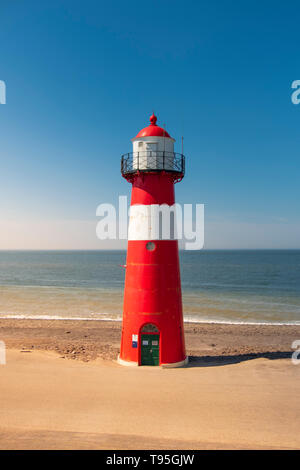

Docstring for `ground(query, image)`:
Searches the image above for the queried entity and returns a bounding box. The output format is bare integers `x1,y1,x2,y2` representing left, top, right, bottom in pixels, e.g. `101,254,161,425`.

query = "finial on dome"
149,113,157,126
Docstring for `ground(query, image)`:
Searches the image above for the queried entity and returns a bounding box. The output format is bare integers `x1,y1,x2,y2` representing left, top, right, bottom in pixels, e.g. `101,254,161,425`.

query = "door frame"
138,323,161,366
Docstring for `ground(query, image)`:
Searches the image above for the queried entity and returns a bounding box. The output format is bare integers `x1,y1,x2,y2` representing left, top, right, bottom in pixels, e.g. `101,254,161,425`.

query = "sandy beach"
0,319,300,449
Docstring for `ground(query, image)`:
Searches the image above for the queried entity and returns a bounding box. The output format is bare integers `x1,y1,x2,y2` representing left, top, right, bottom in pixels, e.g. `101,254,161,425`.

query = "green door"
141,334,160,366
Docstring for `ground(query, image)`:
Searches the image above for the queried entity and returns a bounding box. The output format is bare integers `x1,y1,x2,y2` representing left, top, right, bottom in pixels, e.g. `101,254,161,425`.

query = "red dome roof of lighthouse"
134,114,173,139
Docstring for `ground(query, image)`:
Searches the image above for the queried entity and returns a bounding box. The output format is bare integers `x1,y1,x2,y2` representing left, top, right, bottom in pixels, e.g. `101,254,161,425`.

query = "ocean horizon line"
1,248,300,252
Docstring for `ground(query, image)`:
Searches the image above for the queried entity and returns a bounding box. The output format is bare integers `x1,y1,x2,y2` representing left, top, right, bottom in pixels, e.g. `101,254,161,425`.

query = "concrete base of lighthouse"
117,355,139,367
161,357,189,368
117,354,189,368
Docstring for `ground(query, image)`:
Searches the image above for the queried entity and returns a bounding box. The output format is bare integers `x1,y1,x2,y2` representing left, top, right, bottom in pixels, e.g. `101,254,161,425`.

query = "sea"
0,250,299,325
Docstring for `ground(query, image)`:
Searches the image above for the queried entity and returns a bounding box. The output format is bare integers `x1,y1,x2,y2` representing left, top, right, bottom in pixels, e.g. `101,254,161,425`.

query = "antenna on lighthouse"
163,123,166,152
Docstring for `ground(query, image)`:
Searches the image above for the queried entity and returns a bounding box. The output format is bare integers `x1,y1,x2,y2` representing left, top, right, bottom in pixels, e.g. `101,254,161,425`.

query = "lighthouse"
118,114,188,367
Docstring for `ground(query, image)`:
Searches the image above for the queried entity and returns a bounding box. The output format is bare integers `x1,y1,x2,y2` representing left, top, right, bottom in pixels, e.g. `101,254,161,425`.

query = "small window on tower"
138,142,143,148
146,242,156,251
146,142,158,151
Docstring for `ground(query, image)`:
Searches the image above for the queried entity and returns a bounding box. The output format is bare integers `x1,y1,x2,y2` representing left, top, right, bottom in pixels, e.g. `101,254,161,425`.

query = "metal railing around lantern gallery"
121,151,185,176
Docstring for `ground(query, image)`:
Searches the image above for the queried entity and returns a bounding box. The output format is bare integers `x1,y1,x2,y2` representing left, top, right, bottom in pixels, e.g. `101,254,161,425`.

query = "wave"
0,314,123,322
1,313,300,326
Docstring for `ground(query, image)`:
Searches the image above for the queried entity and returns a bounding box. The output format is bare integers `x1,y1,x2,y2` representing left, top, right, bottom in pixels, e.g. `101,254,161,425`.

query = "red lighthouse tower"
118,114,187,367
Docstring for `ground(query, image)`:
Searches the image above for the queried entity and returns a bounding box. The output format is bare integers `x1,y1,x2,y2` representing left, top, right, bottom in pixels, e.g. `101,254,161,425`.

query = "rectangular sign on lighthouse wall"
132,334,138,348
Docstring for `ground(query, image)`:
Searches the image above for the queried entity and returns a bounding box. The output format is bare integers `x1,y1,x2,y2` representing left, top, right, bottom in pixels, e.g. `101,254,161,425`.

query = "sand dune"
0,348,300,449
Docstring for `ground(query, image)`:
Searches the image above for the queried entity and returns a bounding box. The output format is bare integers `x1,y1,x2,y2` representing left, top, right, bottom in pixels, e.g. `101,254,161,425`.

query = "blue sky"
0,0,300,249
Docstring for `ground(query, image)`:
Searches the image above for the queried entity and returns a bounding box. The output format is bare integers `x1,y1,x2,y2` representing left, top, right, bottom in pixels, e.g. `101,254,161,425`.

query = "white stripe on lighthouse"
128,204,180,240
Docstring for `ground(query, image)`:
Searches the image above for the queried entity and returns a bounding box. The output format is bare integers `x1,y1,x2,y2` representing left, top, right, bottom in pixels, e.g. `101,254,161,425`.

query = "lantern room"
121,114,185,177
